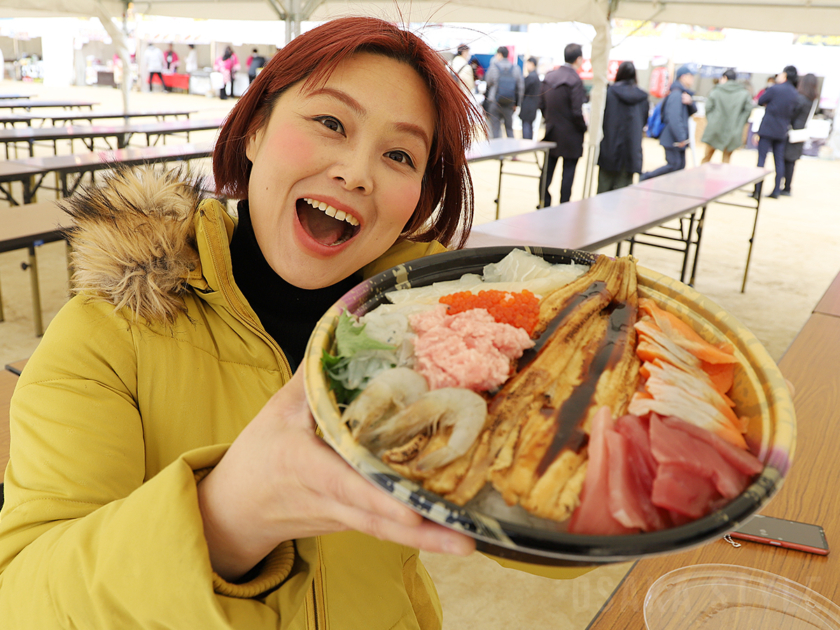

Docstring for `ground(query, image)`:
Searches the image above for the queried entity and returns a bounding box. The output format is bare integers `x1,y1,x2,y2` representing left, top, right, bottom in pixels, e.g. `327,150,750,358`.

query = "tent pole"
95,0,132,113
583,0,612,198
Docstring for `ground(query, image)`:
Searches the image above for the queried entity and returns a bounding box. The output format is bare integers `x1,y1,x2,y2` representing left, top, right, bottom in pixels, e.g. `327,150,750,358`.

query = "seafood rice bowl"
303,246,796,565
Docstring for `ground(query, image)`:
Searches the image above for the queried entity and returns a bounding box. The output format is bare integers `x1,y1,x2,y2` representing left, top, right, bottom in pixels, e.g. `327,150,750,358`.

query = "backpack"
495,65,517,107
248,55,266,75
647,98,667,138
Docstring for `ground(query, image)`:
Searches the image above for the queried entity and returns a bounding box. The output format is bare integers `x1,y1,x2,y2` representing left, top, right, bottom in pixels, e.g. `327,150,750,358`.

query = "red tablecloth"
148,74,190,90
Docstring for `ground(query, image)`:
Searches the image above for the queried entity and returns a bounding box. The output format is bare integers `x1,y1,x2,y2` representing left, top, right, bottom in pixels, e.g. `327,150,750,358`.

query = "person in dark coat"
640,65,697,181
782,73,818,196
753,65,800,199
597,61,649,193
519,57,541,139
539,43,587,206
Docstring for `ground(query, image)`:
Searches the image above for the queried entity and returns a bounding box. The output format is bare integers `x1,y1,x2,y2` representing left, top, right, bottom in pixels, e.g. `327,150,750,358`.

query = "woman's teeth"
303,198,360,227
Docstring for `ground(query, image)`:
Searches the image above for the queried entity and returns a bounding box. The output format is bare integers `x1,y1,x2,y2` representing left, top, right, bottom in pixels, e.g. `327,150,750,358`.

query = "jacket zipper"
200,204,293,381
306,553,325,630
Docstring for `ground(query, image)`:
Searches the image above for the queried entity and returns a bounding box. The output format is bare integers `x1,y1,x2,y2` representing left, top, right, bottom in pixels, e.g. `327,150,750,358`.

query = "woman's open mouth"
296,198,361,247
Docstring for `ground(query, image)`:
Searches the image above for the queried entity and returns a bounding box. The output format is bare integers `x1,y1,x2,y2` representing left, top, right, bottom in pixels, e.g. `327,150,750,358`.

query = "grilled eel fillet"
385,255,640,514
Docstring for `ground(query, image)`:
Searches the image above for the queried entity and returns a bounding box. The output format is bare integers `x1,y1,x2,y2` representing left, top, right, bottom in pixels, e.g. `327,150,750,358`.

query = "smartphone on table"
730,514,829,555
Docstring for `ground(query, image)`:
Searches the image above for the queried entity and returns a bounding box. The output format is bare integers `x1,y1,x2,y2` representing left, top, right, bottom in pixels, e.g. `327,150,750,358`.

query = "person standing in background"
185,44,198,74
753,65,799,199
519,57,541,140
701,68,754,164
755,75,776,103
485,46,524,139
540,43,587,205
597,61,649,193
640,65,697,181
144,43,169,92
782,73,819,196
164,44,180,73
215,46,239,99
450,44,475,98
246,48,267,85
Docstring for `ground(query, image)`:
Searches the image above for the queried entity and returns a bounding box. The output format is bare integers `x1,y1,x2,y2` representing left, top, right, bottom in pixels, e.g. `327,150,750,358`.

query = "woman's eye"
316,116,344,134
386,151,415,168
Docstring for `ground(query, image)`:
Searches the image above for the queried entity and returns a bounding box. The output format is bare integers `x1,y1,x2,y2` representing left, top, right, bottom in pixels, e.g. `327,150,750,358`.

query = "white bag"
787,127,810,144
788,99,819,144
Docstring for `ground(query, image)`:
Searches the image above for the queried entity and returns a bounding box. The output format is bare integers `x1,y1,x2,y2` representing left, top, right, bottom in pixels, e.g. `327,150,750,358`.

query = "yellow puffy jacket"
0,168,450,629
0,168,590,628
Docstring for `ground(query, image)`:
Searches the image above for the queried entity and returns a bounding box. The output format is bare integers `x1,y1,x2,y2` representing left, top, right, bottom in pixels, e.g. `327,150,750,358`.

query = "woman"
754,65,799,199
701,68,753,164
0,18,490,629
519,56,541,140
450,43,475,97
215,46,239,99
782,73,819,196
597,61,649,193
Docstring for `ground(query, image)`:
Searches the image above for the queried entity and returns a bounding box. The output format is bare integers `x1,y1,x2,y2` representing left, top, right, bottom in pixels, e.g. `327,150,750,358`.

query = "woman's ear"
245,129,262,163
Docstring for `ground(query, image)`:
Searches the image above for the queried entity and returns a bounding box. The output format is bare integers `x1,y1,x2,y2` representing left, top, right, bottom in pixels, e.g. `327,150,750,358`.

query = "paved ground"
2,77,840,629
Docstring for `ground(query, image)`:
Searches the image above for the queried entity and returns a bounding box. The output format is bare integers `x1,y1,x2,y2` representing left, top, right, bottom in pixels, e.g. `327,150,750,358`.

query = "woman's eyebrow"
308,87,366,117
307,87,431,152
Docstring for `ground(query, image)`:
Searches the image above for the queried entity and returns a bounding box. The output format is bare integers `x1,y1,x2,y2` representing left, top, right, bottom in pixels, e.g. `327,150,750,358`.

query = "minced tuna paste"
409,306,534,391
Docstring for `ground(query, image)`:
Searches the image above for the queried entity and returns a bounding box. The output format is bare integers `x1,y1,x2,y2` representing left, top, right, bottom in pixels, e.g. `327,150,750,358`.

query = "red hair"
213,17,484,248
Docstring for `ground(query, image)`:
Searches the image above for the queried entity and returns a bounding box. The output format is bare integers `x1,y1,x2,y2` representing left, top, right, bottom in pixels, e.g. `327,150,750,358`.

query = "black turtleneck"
229,200,361,372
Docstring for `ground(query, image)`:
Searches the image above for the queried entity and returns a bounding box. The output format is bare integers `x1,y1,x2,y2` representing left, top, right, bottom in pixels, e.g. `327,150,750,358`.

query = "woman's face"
245,52,436,289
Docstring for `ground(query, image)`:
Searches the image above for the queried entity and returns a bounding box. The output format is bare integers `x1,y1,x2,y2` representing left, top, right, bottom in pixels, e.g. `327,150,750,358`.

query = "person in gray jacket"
485,46,524,139
701,68,754,164
640,65,697,181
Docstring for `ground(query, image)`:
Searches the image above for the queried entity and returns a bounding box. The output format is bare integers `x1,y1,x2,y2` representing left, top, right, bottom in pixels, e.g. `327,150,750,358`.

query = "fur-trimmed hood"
61,166,209,324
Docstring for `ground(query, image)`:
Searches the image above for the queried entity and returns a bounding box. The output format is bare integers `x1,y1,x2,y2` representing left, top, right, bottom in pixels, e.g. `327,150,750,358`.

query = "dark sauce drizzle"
517,281,609,371
535,293,636,475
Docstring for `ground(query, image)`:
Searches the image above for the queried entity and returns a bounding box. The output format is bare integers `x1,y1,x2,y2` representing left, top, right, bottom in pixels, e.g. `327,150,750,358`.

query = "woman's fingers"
328,501,475,556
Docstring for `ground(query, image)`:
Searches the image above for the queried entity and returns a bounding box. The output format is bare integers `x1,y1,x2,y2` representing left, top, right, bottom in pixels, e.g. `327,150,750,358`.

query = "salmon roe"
439,289,540,335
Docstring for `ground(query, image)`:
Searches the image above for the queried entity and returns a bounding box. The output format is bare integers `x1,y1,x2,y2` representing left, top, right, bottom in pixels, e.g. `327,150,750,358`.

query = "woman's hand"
197,369,475,581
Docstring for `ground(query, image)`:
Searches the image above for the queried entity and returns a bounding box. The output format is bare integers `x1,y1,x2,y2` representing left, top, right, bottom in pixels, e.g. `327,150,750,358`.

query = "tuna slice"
649,415,749,500
651,464,721,518
606,430,668,531
568,407,636,535
661,416,762,476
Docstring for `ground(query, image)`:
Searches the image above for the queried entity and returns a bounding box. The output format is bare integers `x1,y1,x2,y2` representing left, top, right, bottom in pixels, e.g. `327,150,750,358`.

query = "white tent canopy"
6,0,840,36
4,0,840,180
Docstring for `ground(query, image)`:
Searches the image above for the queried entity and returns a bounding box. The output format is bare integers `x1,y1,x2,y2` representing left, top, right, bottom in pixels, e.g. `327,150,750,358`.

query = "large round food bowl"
303,246,796,566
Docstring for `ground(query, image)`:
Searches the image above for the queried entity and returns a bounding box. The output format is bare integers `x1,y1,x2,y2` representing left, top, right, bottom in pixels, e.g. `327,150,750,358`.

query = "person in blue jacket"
753,65,800,199
640,65,697,181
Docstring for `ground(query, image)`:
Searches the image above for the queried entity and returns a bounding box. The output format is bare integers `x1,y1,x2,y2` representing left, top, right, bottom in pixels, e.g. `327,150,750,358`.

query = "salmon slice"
639,299,738,365
701,360,735,396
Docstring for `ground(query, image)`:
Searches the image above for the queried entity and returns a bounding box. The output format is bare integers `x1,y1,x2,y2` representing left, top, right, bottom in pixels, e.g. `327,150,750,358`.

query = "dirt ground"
2,79,840,629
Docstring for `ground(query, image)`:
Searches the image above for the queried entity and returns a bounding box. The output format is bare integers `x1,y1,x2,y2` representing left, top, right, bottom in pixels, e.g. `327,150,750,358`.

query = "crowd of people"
452,43,819,206
141,43,269,98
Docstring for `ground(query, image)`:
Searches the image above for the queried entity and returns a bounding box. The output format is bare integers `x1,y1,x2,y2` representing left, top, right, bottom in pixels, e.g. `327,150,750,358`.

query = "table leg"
741,196,761,293
494,158,504,220
26,245,44,337
688,205,708,286
0,266,4,322
679,212,697,284
538,149,549,208
25,175,35,205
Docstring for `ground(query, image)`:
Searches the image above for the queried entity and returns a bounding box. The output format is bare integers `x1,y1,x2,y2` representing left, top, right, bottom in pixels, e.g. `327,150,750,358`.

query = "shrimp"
344,367,429,444
371,388,488,472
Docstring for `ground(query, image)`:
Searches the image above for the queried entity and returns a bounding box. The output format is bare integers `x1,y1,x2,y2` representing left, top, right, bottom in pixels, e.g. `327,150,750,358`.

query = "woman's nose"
328,153,374,194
